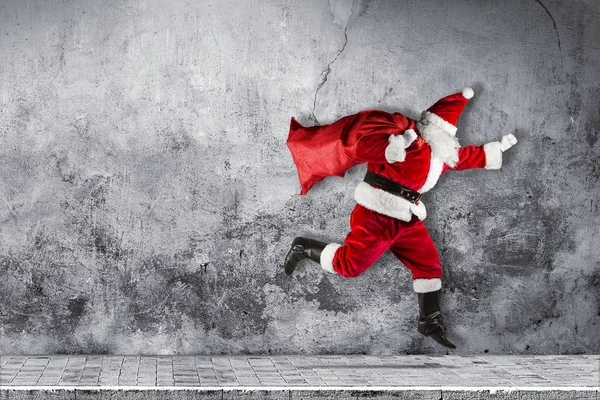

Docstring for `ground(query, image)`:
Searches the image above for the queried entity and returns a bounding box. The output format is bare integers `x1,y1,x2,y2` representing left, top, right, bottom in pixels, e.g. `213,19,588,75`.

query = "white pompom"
462,87,474,99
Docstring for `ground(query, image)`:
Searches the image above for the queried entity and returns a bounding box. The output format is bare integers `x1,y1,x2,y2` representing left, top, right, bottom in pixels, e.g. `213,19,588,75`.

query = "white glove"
499,134,517,152
386,129,418,163
402,129,417,148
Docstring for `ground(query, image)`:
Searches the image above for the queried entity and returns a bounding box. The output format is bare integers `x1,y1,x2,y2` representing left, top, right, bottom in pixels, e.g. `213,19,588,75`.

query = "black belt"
363,171,423,204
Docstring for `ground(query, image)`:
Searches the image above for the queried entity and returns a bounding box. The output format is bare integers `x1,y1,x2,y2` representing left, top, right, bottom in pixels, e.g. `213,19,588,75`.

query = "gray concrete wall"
0,0,598,355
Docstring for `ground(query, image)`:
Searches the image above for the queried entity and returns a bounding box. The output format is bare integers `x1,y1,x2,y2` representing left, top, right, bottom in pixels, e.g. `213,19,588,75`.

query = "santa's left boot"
283,237,327,275
417,289,457,349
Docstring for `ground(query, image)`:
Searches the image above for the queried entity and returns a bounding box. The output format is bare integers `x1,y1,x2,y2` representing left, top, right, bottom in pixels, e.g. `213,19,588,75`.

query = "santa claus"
284,87,517,349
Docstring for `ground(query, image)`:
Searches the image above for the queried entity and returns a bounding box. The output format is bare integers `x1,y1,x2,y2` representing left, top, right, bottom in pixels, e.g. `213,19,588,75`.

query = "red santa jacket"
287,110,504,221
352,118,503,221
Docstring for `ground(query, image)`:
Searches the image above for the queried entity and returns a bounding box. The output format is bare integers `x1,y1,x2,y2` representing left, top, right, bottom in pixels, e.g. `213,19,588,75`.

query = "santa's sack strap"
363,170,423,204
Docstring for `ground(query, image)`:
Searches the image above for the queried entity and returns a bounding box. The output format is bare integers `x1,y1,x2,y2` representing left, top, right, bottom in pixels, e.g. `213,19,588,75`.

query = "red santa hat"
420,87,474,136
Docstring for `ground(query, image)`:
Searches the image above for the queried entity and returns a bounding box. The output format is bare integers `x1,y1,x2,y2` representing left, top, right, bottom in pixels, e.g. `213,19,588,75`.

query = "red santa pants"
332,204,442,280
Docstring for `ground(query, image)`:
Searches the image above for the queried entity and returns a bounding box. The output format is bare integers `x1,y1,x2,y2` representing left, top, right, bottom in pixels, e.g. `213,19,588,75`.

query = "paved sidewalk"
1,355,599,399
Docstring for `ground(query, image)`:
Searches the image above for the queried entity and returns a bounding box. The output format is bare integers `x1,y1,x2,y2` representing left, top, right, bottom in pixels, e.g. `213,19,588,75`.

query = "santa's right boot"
283,237,327,275
417,289,457,349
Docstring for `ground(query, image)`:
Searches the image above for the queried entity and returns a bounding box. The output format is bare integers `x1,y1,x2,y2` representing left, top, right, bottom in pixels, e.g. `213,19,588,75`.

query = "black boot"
284,237,327,275
417,289,456,349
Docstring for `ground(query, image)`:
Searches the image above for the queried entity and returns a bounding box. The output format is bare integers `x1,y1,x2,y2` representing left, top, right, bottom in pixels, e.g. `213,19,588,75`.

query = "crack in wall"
310,0,355,125
534,0,563,57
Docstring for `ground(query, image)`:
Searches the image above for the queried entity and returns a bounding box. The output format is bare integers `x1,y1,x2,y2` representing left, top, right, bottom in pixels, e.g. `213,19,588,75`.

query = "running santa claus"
284,87,517,349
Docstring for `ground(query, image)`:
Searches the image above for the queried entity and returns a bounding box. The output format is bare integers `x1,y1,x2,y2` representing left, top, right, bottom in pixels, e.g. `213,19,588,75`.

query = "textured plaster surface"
0,0,598,355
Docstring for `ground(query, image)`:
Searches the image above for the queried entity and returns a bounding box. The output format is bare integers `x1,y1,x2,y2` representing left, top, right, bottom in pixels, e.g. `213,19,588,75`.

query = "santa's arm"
355,129,418,164
451,134,518,170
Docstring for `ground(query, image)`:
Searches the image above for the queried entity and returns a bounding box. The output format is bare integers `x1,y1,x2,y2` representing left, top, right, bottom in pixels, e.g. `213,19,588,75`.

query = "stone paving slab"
0,389,598,400
0,355,598,399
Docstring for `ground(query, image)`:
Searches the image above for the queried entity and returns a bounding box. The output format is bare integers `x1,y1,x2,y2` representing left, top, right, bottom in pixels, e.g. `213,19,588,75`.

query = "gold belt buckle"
414,192,423,204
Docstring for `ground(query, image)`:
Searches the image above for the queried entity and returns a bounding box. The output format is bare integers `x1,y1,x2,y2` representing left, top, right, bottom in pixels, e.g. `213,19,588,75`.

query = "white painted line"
2,386,599,392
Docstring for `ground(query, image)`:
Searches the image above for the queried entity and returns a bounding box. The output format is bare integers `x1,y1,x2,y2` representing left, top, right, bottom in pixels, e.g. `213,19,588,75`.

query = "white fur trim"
462,87,474,99
421,110,458,136
418,156,444,194
385,134,407,163
483,142,503,169
320,243,341,274
354,181,427,222
417,120,460,193
413,278,442,293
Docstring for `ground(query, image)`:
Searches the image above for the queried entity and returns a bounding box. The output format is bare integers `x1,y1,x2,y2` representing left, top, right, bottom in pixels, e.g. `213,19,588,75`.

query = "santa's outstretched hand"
500,134,517,152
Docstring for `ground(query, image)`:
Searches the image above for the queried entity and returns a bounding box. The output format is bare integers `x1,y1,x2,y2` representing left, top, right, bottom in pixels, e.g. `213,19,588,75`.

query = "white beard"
416,120,460,168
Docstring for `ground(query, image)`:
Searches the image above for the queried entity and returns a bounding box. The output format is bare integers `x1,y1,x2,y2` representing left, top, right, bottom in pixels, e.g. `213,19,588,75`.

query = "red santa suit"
288,87,515,294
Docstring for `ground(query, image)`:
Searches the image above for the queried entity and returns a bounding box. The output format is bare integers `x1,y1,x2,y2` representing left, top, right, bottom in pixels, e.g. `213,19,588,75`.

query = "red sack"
286,110,410,194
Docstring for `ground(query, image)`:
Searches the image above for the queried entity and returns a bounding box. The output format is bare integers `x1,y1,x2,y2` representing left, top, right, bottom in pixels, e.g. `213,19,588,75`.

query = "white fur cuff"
484,142,503,169
320,243,342,274
413,278,442,293
385,134,407,163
